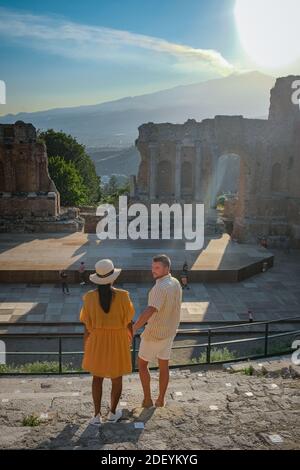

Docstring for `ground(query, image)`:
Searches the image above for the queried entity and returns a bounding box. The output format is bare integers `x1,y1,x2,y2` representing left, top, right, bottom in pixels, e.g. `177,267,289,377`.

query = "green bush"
100,175,130,205
0,361,83,374
191,347,237,364
242,365,254,376
48,156,89,206
217,195,226,208
23,415,41,427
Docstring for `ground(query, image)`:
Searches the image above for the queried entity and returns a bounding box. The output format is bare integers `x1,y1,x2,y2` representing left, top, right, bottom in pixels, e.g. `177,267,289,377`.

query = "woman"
79,259,135,425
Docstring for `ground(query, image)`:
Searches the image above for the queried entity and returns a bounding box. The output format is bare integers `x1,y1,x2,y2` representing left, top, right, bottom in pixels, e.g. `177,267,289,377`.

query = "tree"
39,129,101,204
101,176,130,205
106,175,119,196
48,156,89,206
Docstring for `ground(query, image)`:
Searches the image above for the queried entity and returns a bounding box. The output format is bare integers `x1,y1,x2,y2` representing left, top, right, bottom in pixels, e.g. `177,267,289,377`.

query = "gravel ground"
0,367,299,450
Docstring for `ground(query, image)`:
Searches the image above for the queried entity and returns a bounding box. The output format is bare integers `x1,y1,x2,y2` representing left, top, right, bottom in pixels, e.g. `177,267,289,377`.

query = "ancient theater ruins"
0,121,83,232
133,76,300,247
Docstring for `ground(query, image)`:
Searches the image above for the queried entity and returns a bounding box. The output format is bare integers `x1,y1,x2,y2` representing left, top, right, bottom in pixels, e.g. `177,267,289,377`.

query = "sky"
0,0,299,115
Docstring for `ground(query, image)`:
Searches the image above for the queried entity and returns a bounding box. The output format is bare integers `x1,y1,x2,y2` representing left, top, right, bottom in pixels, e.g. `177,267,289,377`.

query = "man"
133,254,182,408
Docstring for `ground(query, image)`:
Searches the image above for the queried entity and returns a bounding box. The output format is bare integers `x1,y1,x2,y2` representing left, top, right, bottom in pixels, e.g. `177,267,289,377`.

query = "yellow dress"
79,287,135,378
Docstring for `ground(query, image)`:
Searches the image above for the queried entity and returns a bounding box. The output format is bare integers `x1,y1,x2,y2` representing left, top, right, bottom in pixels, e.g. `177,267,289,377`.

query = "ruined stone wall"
0,121,60,217
135,76,300,245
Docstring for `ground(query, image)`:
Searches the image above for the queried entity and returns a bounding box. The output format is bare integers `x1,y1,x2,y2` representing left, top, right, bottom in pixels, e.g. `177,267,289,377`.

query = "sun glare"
234,0,300,69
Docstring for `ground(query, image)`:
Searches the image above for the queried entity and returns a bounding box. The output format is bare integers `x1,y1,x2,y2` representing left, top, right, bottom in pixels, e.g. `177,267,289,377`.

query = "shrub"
23,415,41,427
191,347,237,364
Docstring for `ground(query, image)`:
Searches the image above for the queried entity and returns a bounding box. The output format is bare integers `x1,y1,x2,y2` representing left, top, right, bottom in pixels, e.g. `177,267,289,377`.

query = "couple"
79,254,182,426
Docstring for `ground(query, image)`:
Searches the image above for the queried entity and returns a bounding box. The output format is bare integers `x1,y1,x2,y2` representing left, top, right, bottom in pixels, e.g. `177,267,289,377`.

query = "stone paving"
0,367,299,450
0,232,270,272
0,248,299,332
223,355,300,378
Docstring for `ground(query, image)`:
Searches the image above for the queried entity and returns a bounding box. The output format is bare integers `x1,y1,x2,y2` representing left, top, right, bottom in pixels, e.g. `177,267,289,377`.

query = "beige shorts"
138,335,175,363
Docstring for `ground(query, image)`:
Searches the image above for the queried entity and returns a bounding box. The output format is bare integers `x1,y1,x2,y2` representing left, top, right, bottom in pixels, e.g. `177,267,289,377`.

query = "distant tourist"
80,259,134,426
59,270,70,295
180,261,190,290
133,255,182,408
248,309,254,323
260,237,268,249
78,261,86,285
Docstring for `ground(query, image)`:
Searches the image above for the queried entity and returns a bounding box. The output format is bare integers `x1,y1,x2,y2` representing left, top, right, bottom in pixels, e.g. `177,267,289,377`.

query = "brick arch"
181,160,193,195
210,141,251,200
210,144,254,240
157,160,173,196
211,153,241,207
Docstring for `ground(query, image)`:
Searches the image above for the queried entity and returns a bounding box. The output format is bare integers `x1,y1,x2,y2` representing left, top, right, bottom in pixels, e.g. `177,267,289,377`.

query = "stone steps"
0,367,299,449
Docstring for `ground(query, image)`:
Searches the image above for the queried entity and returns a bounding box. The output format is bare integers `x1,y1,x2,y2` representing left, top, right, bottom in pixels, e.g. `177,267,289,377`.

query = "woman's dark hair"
97,284,114,313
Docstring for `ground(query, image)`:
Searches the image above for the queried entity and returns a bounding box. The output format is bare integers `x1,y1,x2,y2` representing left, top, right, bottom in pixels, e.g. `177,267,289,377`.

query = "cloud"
0,7,237,75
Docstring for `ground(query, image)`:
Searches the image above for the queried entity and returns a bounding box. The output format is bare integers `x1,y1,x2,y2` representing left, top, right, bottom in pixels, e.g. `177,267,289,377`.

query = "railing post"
206,329,211,364
131,336,136,372
58,337,62,374
264,323,269,356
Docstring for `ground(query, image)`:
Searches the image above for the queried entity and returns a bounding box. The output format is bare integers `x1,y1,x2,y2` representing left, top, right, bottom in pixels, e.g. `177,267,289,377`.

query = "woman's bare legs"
92,376,104,416
110,376,122,414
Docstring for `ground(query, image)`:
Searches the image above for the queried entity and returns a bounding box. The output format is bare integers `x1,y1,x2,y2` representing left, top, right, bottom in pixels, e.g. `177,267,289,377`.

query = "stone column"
210,143,220,208
194,141,202,201
3,156,14,191
129,175,136,198
149,143,157,200
175,142,182,200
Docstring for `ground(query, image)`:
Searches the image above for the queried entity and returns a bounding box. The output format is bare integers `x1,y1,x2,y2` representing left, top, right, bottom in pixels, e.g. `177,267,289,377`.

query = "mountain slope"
0,71,275,147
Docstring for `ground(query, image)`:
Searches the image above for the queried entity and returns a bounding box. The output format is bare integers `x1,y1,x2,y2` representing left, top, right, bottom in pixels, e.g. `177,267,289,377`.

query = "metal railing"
0,316,299,375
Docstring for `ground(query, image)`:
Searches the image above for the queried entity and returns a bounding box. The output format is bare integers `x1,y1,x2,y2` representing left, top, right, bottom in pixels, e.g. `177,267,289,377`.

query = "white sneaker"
89,414,102,426
107,409,122,423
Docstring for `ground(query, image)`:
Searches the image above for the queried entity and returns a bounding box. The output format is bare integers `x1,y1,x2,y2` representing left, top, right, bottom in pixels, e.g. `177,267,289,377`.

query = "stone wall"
134,76,300,245
0,121,84,233
0,121,60,217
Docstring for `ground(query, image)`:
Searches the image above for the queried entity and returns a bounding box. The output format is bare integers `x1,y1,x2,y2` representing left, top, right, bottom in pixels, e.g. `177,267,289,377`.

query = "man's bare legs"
138,357,170,407
155,358,169,407
92,376,104,416
111,376,122,414
138,357,153,407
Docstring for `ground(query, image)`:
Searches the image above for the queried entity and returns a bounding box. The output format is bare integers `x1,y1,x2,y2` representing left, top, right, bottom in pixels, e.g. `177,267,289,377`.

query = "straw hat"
89,259,121,285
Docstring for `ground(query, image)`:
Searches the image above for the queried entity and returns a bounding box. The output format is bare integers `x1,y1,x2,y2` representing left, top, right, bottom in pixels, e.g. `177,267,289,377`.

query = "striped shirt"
141,273,182,341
